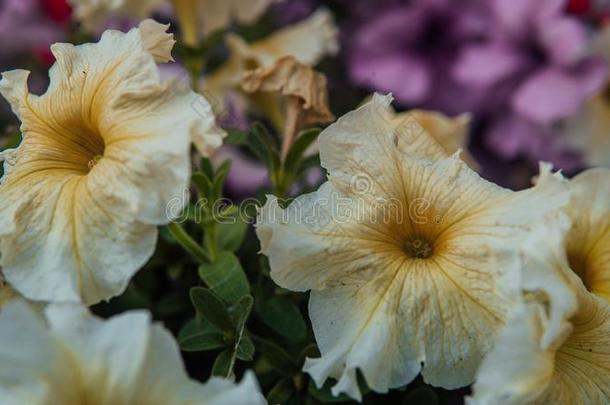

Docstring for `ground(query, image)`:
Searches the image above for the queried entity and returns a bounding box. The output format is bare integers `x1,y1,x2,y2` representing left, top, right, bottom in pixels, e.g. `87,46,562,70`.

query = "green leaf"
230,294,254,334
192,172,213,200
212,348,233,377
251,336,298,375
224,129,248,145
212,160,231,201
247,122,279,173
200,158,215,180
252,122,279,152
198,252,250,303
284,127,321,175
268,378,295,404
189,287,234,332
235,335,255,361
257,296,307,341
178,319,227,352
217,212,248,252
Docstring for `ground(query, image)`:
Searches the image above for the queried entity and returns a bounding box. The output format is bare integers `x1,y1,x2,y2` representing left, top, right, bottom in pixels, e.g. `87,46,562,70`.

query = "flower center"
568,251,593,292
403,235,434,259
87,154,103,170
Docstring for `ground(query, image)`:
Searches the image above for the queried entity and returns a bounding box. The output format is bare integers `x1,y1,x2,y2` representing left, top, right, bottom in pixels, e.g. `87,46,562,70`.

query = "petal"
350,54,431,104
512,67,602,124
69,0,164,33
403,110,478,170
490,0,536,37
253,8,339,65
203,9,338,116
256,182,369,292
0,303,266,403
0,173,158,304
468,302,560,405
0,69,30,119
138,19,175,63
537,17,587,66
566,168,610,303
305,279,424,401
200,372,266,405
318,93,453,198
45,305,153,395
452,42,527,87
201,0,278,36
550,292,610,403
0,301,57,404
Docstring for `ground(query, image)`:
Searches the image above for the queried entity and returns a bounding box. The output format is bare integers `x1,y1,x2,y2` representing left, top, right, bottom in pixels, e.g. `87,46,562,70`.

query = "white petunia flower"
255,94,569,400
0,20,224,305
0,301,266,405
470,210,610,404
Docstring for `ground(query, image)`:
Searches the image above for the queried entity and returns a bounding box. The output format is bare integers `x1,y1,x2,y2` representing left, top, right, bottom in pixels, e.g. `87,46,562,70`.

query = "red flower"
39,0,72,24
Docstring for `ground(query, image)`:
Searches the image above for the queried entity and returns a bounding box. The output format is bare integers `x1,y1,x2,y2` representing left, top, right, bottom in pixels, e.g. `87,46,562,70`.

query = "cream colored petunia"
255,93,569,400
469,213,610,404
565,168,610,302
171,0,280,46
203,8,338,117
0,20,225,305
68,0,165,32
0,301,266,405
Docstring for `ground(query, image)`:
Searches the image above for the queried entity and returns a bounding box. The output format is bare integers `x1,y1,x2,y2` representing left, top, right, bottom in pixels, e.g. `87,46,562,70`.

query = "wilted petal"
204,8,338,112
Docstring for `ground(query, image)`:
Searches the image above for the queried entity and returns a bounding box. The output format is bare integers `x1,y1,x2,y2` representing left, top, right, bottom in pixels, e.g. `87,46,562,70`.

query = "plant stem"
203,221,218,261
168,222,210,263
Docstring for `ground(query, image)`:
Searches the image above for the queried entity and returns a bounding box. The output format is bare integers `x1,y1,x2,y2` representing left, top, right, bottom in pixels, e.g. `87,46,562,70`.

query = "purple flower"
348,0,489,114
452,0,606,165
347,0,607,170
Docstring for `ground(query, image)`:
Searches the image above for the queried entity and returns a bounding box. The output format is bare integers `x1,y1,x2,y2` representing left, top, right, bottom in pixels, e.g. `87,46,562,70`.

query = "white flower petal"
0,302,266,404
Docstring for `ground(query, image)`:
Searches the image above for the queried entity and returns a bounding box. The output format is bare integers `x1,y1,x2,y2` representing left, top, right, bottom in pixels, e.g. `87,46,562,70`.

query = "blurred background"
3,0,610,193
